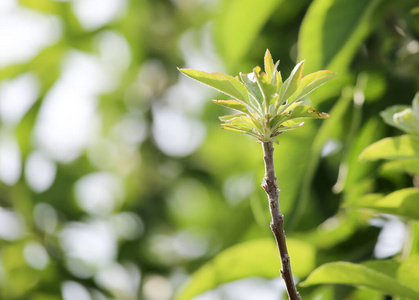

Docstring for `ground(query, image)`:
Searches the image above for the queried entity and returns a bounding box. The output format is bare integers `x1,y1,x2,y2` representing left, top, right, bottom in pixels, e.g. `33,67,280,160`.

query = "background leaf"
359,135,419,160
348,188,419,219
301,259,419,299
175,238,316,300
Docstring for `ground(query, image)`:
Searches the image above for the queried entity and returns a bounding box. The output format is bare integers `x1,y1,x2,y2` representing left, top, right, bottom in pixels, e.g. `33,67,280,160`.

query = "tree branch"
262,141,300,300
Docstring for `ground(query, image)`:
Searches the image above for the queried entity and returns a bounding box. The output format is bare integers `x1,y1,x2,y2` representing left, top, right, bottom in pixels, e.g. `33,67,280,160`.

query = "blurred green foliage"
0,0,419,299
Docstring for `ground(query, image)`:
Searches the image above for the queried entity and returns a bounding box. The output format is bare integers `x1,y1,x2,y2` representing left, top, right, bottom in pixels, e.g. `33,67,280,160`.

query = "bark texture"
262,141,300,300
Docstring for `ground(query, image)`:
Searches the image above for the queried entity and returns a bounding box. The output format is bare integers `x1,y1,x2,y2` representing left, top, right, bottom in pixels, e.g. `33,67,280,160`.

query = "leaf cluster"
179,50,336,142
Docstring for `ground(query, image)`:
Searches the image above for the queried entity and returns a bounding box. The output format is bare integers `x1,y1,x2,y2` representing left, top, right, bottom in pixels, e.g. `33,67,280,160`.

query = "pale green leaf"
239,71,264,106
218,113,246,122
278,60,305,104
291,70,337,103
382,159,419,175
359,135,419,160
275,120,305,132
350,188,419,219
178,68,249,103
175,238,316,300
277,101,303,115
289,105,330,120
211,100,251,115
221,124,261,139
264,49,275,81
380,105,411,129
301,259,419,299
240,116,264,132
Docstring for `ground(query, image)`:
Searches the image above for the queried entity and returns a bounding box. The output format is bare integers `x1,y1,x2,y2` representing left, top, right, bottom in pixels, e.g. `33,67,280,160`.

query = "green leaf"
178,68,249,103
293,212,360,249
298,0,382,74
350,188,419,219
211,100,251,115
276,120,305,132
221,124,260,139
218,113,246,122
289,105,331,120
254,68,277,106
380,105,411,129
301,259,419,299
277,101,303,116
278,60,305,104
290,70,337,103
382,158,419,175
359,135,419,160
264,49,275,81
175,238,316,300
239,70,264,106
379,93,419,134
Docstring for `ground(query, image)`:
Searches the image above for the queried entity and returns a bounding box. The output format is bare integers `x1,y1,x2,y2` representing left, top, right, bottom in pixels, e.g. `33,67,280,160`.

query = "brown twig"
262,141,300,300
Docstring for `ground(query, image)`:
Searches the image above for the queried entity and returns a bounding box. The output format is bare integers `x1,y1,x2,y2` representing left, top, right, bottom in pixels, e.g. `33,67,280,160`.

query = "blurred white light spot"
33,202,58,234
0,208,24,240
374,217,407,258
0,0,16,13
152,106,206,157
172,231,208,258
74,172,124,216
61,51,116,94
72,0,127,30
224,173,254,205
219,278,284,300
34,68,99,162
0,8,61,68
25,151,56,193
96,30,131,77
0,130,21,185
143,275,173,300
0,73,39,126
95,262,140,298
60,221,117,269
62,281,92,300
407,40,419,54
321,139,341,157
23,242,49,270
194,278,285,300
110,212,144,240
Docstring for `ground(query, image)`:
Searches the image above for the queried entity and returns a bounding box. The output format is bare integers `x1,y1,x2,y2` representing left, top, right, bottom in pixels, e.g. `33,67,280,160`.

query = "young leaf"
289,105,331,120
211,100,251,115
264,49,275,81
278,60,305,104
239,70,264,105
290,70,337,103
218,113,246,122
277,101,303,115
178,68,249,103
221,124,261,139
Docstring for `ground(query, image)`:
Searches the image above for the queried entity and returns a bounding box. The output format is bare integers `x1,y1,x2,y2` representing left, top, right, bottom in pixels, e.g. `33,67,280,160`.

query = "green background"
0,0,419,299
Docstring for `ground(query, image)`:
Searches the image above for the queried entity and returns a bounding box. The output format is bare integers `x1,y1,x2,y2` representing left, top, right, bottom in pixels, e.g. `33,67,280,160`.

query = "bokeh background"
0,0,419,299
